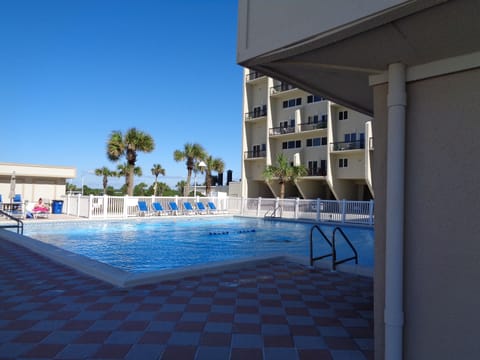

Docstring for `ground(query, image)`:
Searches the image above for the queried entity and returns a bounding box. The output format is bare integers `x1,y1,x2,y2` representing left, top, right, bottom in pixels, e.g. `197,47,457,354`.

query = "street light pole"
194,161,207,197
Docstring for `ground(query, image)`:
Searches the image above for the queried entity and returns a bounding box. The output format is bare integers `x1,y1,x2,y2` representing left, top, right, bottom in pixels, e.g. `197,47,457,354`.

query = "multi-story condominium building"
241,69,374,200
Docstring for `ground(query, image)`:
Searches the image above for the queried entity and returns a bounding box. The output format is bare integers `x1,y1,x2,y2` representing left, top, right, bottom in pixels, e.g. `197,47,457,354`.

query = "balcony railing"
246,71,265,81
244,150,266,159
270,83,296,94
306,168,327,176
332,140,365,151
269,125,295,135
245,108,267,120
300,121,327,131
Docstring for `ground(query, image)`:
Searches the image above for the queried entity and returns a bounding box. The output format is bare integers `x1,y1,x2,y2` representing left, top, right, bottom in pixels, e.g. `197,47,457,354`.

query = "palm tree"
116,163,142,195
151,164,166,196
107,128,155,195
94,166,117,195
203,155,225,196
156,182,168,196
263,153,307,199
173,143,206,196
176,180,187,196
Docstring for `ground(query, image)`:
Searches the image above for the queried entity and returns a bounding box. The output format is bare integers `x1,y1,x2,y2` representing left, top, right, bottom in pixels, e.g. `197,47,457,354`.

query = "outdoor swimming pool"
23,217,374,273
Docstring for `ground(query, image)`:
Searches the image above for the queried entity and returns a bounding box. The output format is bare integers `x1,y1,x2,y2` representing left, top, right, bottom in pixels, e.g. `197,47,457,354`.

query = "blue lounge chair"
137,201,152,216
13,194,22,203
207,202,218,214
196,202,208,215
207,202,226,214
169,202,181,215
152,202,168,216
183,202,196,215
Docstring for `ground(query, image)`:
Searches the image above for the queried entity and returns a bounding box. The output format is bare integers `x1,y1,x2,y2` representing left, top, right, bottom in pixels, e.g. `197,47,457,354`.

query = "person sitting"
33,198,49,213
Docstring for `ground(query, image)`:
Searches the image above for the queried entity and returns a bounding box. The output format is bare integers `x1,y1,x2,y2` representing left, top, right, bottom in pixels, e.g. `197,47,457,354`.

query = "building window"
307,95,324,103
283,140,301,149
344,133,357,142
306,137,327,147
339,110,348,120
339,158,348,168
282,97,302,108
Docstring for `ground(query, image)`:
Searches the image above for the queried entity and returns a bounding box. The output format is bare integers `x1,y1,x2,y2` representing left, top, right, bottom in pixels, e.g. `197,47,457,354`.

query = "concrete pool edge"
0,229,291,288
1,229,373,288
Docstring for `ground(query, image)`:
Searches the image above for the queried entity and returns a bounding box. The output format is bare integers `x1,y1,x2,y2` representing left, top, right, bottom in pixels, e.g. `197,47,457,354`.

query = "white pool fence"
62,195,374,226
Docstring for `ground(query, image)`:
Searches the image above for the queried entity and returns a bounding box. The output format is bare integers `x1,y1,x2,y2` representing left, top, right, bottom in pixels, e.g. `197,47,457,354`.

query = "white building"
237,0,480,359
0,162,76,203
241,69,373,200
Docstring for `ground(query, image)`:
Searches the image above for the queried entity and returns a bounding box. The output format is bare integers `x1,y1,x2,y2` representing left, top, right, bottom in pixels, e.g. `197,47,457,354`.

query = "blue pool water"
24,217,374,273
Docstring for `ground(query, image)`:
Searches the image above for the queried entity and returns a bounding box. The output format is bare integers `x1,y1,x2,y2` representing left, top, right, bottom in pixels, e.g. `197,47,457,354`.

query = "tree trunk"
279,181,285,199
153,176,158,196
205,172,211,196
127,166,135,196
185,168,192,196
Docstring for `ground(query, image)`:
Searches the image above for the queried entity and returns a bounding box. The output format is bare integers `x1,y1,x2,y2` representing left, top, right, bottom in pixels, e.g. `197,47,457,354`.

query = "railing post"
257,197,262,217
103,194,108,218
76,194,81,217
369,199,374,225
316,198,321,222
295,198,299,219
88,194,93,219
241,197,245,215
341,199,347,223
123,195,128,218
274,197,279,217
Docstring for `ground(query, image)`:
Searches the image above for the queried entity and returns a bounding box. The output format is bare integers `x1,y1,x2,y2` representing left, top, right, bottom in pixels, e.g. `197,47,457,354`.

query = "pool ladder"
264,205,283,218
309,225,358,270
0,209,24,234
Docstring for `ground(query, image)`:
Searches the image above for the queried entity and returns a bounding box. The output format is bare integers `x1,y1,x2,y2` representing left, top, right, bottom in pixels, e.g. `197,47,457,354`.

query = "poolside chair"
151,202,168,216
207,201,226,214
168,201,181,215
196,202,208,215
137,201,152,216
183,202,196,215
25,202,49,219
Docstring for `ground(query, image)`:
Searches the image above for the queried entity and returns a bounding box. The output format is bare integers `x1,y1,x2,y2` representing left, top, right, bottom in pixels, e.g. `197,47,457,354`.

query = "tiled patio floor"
0,238,373,360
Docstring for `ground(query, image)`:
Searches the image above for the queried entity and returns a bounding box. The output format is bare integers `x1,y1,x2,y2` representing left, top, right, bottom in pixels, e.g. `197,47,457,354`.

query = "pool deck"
0,215,374,360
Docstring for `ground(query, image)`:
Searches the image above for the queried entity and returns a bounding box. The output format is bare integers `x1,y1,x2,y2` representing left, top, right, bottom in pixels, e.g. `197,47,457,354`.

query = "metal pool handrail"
309,225,333,266
332,226,358,269
0,209,24,234
310,225,359,270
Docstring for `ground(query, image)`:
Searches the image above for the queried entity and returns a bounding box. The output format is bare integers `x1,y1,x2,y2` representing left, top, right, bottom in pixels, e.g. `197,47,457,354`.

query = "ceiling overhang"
238,0,480,115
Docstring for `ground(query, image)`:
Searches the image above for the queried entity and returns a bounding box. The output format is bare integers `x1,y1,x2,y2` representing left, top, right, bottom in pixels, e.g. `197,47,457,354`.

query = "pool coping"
1,224,373,288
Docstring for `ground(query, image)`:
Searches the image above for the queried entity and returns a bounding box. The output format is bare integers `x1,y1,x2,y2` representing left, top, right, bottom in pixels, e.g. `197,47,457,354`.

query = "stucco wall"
403,68,480,359
373,68,480,359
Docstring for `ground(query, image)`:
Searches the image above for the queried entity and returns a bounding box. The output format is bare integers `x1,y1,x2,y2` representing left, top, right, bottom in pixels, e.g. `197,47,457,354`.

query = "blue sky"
0,0,243,189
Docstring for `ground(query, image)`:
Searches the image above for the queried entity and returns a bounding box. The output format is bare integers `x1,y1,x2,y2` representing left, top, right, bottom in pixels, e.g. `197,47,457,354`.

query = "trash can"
51,200,64,214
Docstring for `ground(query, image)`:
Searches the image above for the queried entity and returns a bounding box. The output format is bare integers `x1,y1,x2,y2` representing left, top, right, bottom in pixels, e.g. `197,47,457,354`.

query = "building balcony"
299,121,327,132
306,168,327,176
331,140,365,151
246,71,265,82
270,83,296,95
245,107,267,121
244,150,266,159
269,125,295,136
